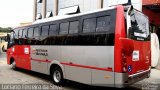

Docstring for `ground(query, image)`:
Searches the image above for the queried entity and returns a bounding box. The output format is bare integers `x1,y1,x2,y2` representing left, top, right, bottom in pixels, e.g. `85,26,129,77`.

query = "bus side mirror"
2,45,7,52
120,38,134,56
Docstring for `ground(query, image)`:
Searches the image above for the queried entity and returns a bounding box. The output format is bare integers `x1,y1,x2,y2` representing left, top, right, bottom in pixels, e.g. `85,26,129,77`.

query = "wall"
58,0,100,13
34,0,102,21
143,7,160,26
34,0,150,21
142,0,160,5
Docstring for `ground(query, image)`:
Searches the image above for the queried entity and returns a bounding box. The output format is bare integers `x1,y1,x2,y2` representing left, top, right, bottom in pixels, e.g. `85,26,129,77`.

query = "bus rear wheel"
51,67,64,85
11,61,17,70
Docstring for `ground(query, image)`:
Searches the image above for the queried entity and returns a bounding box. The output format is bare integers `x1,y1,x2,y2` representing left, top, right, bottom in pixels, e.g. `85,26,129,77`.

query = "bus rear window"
129,10,150,41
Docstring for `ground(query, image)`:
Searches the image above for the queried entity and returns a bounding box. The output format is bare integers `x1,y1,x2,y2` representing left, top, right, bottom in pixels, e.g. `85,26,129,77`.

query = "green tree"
0,27,12,33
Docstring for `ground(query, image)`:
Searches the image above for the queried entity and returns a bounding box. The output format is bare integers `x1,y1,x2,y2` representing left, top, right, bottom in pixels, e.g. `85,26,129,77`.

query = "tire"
11,61,17,70
51,67,64,85
147,73,150,78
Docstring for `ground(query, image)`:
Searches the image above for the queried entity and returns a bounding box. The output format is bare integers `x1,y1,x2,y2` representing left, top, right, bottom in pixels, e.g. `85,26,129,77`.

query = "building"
33,0,103,21
20,22,32,27
142,0,160,34
33,0,142,21
142,0,160,69
33,0,160,33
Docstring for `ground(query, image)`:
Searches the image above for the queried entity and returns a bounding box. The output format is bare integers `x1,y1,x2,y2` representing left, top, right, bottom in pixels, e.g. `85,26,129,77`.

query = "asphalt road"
0,53,160,90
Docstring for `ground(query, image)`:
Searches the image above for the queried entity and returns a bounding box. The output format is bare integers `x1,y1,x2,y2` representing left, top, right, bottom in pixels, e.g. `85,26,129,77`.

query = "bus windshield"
129,9,150,41
7,32,15,48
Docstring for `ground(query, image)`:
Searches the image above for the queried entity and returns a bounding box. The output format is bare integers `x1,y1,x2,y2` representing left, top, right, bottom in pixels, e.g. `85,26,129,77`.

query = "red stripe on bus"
61,62,113,72
31,59,112,72
31,58,51,63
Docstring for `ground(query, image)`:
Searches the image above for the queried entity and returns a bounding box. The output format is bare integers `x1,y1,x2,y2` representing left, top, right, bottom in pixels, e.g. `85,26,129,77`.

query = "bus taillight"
122,52,127,73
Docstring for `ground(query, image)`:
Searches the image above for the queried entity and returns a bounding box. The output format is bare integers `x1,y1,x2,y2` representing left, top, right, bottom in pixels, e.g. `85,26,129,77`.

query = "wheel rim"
53,70,61,83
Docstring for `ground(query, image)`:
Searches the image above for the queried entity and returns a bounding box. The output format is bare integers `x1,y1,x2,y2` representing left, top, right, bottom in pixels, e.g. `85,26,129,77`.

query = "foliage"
0,27,12,33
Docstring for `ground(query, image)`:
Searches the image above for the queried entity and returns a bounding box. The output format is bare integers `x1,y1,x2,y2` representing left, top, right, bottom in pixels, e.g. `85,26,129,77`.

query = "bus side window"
49,24,57,36
83,18,96,33
28,28,33,38
96,16,111,32
41,25,49,45
69,21,79,34
33,27,40,37
14,29,19,38
21,29,24,38
33,27,40,45
42,25,49,36
18,30,23,38
60,22,69,34
23,29,28,38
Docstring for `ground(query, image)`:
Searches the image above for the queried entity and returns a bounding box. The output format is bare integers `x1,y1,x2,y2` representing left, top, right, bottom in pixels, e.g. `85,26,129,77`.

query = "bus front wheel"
51,67,64,85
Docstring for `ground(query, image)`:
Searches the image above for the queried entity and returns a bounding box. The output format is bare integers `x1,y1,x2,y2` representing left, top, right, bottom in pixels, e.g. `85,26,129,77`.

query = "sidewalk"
155,52,160,69
0,53,6,61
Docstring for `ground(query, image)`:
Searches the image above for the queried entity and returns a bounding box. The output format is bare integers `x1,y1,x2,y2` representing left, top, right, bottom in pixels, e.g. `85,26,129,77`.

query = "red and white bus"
6,5,150,88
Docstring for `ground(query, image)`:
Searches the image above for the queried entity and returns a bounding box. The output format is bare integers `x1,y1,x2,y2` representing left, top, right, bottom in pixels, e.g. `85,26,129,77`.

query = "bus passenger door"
14,45,24,69
15,38,31,70
22,45,31,70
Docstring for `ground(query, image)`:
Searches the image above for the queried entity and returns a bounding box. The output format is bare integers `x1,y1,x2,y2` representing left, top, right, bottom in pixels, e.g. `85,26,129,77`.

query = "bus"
6,5,151,88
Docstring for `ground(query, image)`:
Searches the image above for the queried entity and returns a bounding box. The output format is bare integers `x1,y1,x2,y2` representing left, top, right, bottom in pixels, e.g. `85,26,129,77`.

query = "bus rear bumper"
115,69,150,88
